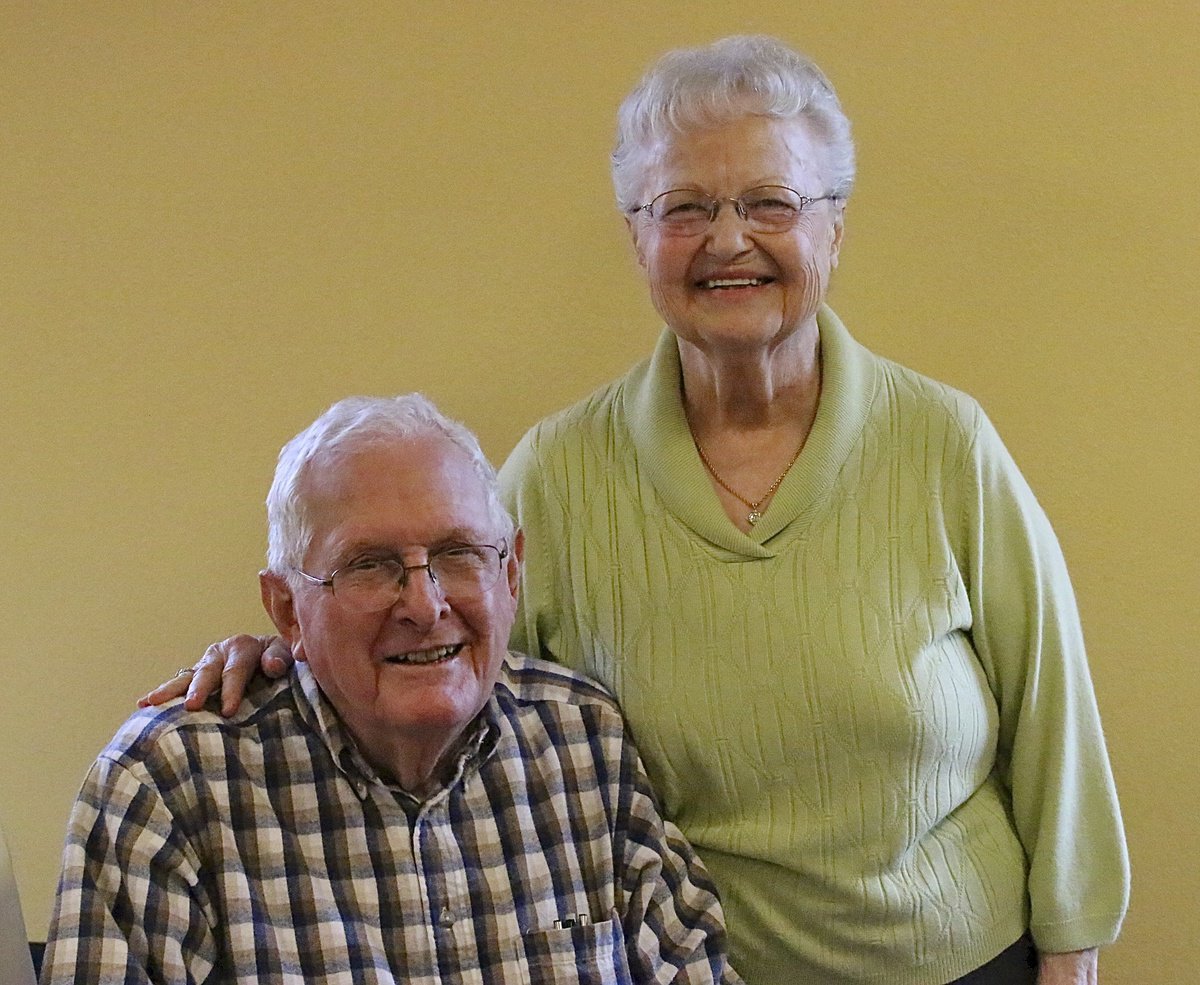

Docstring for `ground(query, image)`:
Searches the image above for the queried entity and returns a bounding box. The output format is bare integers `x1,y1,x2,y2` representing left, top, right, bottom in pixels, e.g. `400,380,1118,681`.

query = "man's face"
261,434,519,778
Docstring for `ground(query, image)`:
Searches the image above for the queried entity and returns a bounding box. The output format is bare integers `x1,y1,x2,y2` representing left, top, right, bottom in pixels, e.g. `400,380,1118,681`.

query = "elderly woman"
148,36,1127,985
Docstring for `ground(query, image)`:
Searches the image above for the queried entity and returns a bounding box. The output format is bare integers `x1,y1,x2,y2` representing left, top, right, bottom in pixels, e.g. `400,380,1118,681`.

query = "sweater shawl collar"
621,304,877,557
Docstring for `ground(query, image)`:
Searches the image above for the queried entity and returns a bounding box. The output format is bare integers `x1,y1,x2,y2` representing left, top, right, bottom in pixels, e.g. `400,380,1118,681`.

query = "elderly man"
42,394,739,984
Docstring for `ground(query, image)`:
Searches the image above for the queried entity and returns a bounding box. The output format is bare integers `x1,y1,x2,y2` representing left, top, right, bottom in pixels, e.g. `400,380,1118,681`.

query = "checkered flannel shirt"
42,652,740,984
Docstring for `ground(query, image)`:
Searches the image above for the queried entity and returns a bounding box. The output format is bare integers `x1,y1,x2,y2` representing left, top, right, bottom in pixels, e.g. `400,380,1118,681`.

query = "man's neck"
349,713,486,801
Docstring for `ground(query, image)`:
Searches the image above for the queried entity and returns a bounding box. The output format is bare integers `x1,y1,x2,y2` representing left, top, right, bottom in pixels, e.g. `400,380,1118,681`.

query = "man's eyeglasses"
294,543,509,613
631,184,839,237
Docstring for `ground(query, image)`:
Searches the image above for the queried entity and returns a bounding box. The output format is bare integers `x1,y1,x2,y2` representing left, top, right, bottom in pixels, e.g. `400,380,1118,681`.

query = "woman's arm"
958,410,1129,952
497,430,566,664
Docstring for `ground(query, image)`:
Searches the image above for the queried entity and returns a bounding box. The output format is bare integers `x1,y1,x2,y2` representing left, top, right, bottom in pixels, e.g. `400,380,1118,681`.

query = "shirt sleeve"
610,726,743,985
41,752,218,985
958,409,1130,952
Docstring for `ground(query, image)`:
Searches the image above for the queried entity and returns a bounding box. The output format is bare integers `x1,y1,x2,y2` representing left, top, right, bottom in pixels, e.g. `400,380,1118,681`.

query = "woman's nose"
703,203,754,256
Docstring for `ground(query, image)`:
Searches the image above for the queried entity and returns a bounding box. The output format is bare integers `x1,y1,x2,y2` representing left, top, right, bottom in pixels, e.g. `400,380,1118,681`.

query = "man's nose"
390,565,449,626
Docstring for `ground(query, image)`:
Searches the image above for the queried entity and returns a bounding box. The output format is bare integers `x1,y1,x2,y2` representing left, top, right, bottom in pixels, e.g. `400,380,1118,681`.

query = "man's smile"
382,643,465,666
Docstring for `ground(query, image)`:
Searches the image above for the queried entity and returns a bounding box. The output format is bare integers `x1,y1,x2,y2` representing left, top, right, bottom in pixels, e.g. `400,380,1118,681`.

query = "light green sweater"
498,307,1128,985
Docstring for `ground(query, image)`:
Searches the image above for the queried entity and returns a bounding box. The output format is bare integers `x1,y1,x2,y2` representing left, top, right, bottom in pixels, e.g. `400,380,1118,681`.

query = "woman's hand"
1038,948,1098,985
137,634,295,716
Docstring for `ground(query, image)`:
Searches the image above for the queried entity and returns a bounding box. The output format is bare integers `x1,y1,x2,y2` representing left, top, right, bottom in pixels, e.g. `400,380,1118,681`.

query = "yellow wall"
2,4,1196,981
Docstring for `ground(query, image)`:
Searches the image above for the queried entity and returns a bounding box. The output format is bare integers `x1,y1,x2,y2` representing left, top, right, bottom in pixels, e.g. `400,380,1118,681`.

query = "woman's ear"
260,571,304,657
625,214,648,269
829,204,846,269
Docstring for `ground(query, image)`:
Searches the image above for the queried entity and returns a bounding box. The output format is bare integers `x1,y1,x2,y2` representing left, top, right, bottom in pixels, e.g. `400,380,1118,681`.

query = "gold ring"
175,666,196,678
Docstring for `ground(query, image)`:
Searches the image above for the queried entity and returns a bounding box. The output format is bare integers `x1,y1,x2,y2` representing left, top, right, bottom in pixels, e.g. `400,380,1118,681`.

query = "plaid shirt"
43,653,739,985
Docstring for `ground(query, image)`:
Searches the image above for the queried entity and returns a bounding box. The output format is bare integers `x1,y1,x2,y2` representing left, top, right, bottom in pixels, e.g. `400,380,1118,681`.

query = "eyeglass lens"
331,546,504,612
648,185,811,234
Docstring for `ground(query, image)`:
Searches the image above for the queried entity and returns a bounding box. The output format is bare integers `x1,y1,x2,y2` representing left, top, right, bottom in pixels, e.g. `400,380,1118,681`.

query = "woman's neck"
677,322,821,436
676,323,822,533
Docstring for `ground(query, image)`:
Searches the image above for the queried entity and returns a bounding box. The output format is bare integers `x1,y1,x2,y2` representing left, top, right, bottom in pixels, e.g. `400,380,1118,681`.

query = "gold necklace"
692,434,805,526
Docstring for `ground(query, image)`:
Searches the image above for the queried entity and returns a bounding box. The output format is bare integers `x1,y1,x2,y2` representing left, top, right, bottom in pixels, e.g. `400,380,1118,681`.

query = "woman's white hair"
611,34,856,212
265,393,514,578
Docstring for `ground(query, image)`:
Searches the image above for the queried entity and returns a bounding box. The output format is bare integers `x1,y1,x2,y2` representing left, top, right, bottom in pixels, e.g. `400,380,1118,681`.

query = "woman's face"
626,114,844,357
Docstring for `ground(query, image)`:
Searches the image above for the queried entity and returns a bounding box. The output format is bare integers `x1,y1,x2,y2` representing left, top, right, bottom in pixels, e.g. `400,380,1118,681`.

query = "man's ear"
260,570,305,659
505,528,525,600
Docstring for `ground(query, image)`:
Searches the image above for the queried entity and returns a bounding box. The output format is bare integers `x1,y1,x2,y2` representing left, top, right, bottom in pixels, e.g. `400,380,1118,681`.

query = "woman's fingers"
205,634,273,716
182,640,238,713
136,633,284,716
136,666,197,708
261,635,296,678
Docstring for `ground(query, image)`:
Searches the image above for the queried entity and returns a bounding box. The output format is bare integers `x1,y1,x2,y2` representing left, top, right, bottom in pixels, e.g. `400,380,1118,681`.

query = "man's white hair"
265,393,515,578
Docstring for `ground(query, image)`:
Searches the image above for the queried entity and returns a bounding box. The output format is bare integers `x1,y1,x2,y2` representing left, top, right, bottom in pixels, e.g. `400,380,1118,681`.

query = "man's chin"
379,687,488,738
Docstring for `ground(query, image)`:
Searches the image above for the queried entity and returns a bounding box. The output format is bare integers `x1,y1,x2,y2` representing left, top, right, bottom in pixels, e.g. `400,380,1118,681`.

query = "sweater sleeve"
958,409,1129,952
498,428,565,666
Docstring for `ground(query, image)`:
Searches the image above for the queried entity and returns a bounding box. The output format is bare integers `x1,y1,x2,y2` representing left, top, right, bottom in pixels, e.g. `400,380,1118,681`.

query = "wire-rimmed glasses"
294,543,509,613
632,184,839,236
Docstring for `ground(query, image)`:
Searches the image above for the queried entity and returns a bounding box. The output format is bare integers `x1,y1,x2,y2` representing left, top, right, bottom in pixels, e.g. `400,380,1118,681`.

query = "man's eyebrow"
430,526,495,546
330,527,495,560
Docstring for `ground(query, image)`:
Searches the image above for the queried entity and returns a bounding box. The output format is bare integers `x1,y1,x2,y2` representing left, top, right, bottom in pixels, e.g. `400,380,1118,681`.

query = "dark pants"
947,934,1038,985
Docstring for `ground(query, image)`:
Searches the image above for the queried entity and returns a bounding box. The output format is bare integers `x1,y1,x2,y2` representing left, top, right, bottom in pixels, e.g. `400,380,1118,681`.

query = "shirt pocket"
519,912,632,985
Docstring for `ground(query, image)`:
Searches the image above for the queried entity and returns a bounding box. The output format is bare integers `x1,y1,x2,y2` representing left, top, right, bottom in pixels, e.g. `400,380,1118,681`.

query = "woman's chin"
671,310,815,355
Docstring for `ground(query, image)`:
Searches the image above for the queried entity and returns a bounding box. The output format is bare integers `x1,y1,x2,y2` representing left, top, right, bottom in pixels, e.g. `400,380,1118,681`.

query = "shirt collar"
291,662,501,804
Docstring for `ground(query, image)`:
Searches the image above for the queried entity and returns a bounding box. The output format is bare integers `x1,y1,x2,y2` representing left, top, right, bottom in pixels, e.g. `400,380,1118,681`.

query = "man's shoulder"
103,674,296,770
488,653,632,774
495,651,621,716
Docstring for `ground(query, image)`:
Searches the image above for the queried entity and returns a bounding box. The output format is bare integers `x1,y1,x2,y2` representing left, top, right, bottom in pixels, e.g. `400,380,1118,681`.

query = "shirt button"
439,906,455,928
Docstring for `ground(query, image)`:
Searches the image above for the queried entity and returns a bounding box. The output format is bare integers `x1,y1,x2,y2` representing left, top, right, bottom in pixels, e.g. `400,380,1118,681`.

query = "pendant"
747,509,762,526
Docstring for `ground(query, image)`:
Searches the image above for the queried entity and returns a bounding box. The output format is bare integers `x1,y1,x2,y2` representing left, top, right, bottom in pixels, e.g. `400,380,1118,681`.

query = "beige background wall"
2,3,1196,981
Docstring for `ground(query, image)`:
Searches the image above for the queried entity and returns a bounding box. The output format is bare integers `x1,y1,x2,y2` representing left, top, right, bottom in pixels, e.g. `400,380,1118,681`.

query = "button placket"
417,799,471,947
408,809,444,959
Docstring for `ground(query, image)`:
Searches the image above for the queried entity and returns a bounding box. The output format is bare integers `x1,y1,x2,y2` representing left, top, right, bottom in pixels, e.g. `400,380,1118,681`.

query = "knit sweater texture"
498,306,1128,985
